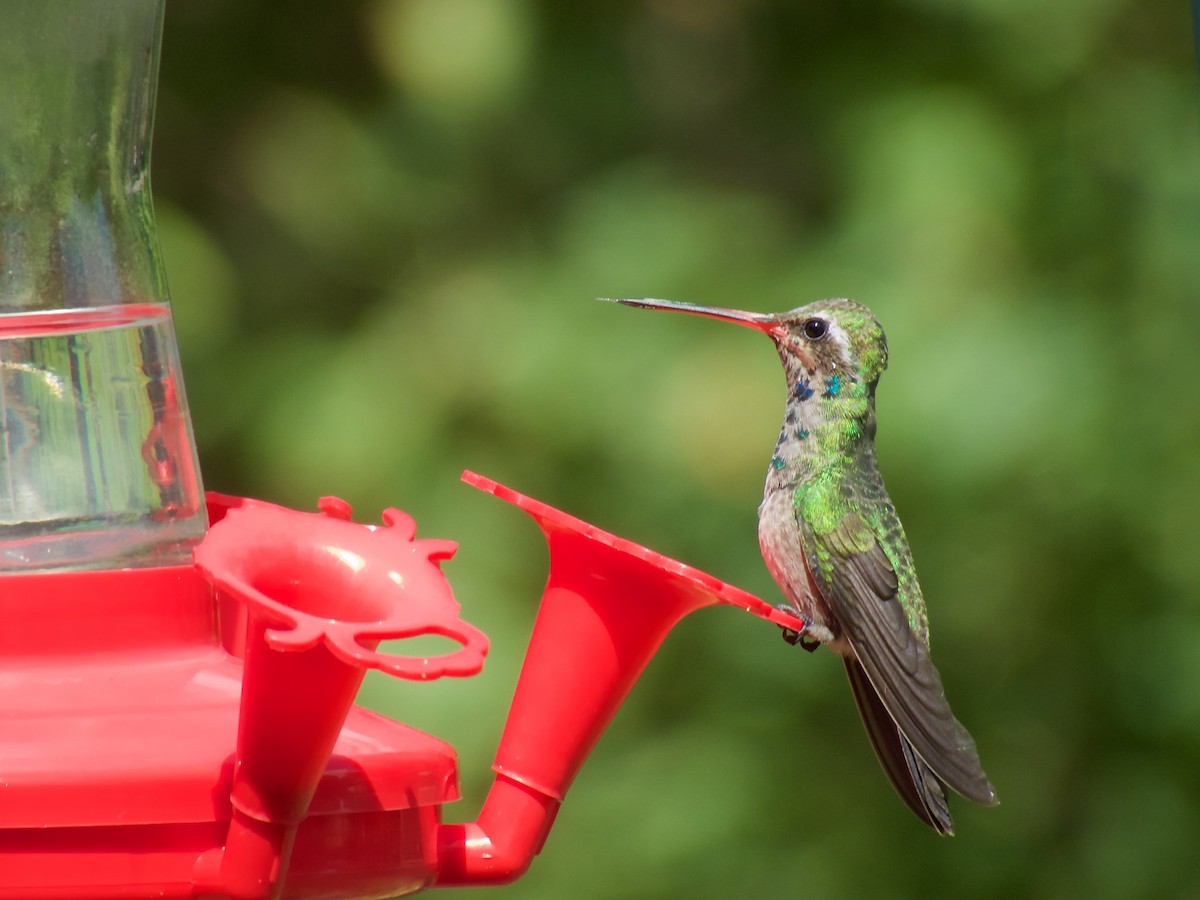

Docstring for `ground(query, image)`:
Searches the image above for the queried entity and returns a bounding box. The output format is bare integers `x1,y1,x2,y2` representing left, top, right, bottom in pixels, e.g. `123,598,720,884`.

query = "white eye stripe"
827,321,855,369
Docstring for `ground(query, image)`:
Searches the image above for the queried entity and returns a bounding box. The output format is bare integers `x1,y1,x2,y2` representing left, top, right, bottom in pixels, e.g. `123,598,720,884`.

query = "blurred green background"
153,1,1197,898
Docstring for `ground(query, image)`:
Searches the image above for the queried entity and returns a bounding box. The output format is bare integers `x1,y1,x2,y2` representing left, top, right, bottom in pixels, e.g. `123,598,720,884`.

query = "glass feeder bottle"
0,0,206,571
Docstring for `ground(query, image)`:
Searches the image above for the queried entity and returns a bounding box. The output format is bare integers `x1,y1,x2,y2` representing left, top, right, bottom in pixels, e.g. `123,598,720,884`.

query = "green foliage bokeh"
155,2,1198,897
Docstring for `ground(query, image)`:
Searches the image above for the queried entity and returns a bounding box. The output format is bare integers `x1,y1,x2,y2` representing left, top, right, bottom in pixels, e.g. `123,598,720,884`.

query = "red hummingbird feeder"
0,2,805,897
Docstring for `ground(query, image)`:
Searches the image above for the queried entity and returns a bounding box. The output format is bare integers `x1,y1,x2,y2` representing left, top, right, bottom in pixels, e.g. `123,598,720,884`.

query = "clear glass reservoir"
0,0,206,570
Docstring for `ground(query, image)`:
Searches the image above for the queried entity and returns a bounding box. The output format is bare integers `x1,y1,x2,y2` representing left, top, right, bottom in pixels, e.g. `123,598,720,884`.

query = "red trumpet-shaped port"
436,472,804,886
194,495,489,899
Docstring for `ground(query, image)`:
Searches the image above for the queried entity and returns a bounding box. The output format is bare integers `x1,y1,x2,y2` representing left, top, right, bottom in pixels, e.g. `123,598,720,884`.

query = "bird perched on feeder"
606,296,996,834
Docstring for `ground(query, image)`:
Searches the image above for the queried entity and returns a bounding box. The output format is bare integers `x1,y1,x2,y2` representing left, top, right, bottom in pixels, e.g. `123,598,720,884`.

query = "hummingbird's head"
772,298,889,387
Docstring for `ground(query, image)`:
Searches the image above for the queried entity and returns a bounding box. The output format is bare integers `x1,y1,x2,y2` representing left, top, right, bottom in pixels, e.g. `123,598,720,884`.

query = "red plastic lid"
0,565,460,829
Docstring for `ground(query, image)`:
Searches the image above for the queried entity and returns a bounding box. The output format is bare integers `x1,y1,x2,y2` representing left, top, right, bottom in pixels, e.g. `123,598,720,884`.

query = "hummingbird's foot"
776,604,822,653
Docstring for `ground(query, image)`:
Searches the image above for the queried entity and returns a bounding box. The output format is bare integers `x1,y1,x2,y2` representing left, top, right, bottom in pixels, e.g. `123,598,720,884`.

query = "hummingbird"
606,296,996,834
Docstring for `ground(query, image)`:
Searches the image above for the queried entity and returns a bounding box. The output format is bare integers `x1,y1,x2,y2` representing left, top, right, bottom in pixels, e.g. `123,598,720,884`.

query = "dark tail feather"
844,658,954,835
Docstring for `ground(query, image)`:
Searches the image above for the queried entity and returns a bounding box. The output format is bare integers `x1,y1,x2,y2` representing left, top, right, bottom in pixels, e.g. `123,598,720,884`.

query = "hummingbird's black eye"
801,318,829,341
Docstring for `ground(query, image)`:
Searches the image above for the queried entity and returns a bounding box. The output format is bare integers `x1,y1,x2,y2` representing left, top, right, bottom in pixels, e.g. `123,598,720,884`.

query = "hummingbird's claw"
776,604,821,652
798,633,821,652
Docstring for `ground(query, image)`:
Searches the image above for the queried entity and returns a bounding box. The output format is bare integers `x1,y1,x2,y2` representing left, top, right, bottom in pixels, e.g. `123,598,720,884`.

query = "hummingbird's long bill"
602,298,783,337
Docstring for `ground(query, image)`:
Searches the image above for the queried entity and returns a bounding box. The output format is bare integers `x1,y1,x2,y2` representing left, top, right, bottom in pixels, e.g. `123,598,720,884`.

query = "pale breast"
757,488,829,631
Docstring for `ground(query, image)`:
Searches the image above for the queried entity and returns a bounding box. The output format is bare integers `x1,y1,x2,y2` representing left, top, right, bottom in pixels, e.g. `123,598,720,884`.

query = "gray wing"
800,481,997,811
